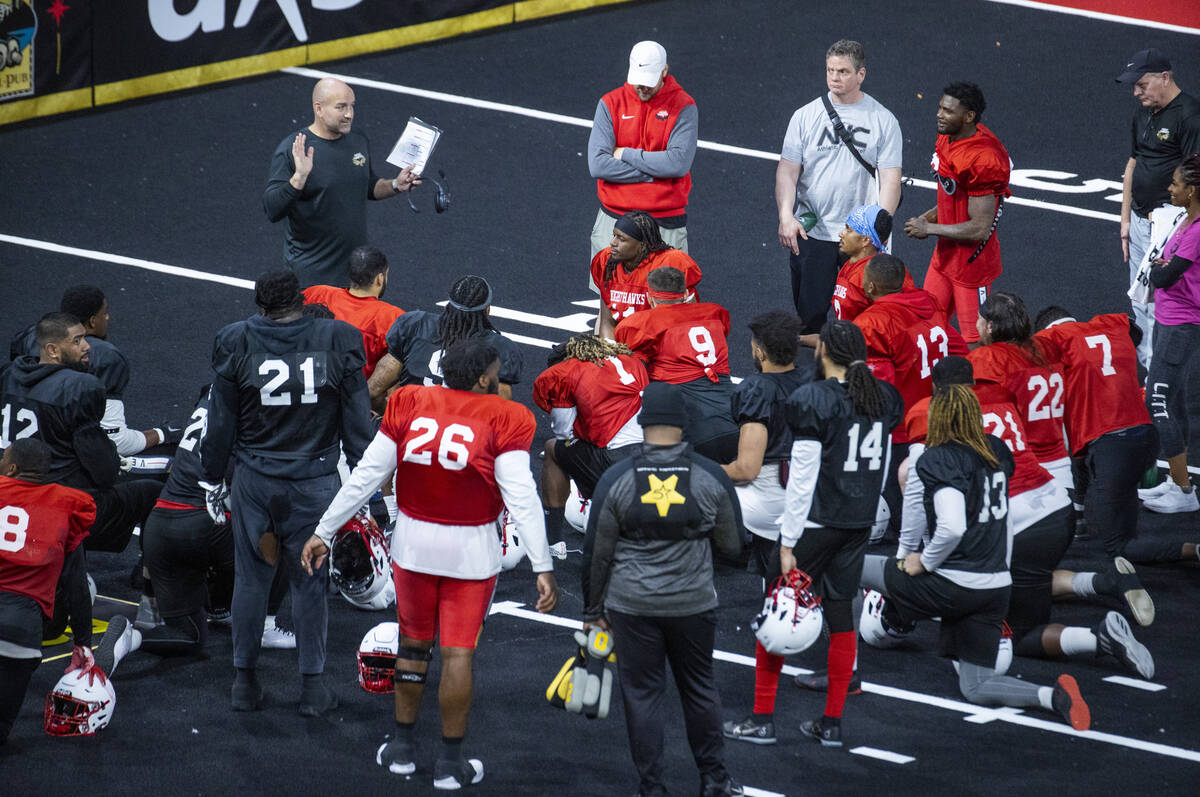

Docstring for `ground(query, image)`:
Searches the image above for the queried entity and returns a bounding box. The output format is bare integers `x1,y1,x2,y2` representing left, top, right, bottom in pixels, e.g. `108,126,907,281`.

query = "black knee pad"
394,645,433,685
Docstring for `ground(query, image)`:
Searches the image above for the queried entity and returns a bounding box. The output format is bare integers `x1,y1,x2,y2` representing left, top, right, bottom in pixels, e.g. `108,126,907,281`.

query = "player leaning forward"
303,338,558,790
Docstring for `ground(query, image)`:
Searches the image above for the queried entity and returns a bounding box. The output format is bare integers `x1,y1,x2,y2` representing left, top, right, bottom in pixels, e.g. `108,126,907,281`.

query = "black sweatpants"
84,479,161,553
788,236,843,334
606,609,729,793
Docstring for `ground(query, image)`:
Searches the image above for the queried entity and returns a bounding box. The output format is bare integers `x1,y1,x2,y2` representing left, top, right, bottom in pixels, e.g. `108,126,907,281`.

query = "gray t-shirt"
781,92,902,241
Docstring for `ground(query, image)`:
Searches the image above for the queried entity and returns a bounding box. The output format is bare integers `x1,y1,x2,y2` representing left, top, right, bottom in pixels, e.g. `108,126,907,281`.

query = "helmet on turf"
752,569,823,656
331,513,394,611
859,589,910,648
497,508,525,571
44,671,116,736
563,480,591,533
358,621,400,694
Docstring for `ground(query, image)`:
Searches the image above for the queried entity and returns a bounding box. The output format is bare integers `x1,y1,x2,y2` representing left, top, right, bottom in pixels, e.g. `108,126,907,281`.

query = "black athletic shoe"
298,678,339,717
793,668,862,694
700,772,745,796
376,735,416,776
1112,557,1155,627
1096,611,1155,679
722,715,777,745
799,717,843,747
433,757,484,790
231,679,265,712
1051,674,1090,731
93,615,140,678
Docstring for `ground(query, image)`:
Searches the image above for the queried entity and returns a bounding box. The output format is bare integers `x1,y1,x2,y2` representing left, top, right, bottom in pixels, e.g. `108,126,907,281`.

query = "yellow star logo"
641,474,686,517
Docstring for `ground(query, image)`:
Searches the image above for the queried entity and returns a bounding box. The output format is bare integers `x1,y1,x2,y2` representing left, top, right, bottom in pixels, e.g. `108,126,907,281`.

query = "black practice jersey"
730,369,812,463
0,357,118,490
158,386,215,506
384,310,524,387
10,326,131,399
786,378,904,528
202,314,373,481
1130,91,1200,215
917,436,1015,575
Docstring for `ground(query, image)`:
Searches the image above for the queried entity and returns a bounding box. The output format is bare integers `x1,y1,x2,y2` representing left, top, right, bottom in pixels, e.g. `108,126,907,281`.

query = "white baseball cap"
627,41,667,87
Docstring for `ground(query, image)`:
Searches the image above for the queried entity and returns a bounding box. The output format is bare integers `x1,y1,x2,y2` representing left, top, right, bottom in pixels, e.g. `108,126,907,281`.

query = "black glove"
158,423,184,446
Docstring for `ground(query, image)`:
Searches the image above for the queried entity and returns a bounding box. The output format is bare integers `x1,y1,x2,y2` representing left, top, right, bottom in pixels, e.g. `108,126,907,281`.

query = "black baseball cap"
638,382,688,428
1116,49,1171,83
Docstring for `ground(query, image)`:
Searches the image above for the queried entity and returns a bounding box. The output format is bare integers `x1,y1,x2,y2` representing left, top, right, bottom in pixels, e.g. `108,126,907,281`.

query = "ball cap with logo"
628,41,667,87
1115,48,1171,83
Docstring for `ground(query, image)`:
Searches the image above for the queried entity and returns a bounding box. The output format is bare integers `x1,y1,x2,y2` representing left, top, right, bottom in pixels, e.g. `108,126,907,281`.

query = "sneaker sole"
1114,557,1154,627
799,722,843,747
1104,612,1155,679
1054,675,1090,731
1142,491,1200,514
433,759,484,790
376,741,416,776
721,730,777,745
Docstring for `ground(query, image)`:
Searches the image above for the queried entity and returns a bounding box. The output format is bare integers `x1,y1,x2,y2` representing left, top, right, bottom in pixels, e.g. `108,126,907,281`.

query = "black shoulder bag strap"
821,93,875,178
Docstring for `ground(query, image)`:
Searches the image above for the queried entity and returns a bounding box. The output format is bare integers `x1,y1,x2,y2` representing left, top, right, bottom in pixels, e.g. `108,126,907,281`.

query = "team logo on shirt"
1157,128,1170,141
641,474,686,517
352,152,366,166
939,174,957,195
655,110,669,120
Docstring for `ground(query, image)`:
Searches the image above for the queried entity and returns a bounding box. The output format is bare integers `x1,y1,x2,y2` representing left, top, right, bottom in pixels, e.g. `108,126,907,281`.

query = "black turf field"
1,1,1198,793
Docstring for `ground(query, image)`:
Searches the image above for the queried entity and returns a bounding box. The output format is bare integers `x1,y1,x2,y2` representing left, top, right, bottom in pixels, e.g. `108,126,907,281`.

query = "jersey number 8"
0,505,29,553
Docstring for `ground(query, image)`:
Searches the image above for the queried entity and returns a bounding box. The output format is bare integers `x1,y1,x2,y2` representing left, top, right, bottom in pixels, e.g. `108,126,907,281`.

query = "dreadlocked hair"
926,384,998,468
439,275,496,349
820,320,885,417
603,211,672,284
561,334,633,366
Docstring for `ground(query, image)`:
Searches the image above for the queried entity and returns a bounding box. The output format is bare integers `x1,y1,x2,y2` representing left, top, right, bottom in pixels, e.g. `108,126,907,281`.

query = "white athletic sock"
383,494,398,524
1037,686,1054,710
264,614,277,629
1059,627,1097,657
1071,572,1098,598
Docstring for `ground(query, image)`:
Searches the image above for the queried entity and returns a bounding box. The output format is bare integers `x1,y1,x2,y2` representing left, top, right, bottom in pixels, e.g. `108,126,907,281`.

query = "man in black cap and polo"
581,381,744,797
1116,47,1200,366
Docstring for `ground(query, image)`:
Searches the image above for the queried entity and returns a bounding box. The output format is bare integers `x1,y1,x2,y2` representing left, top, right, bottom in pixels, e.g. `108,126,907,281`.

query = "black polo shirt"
1130,90,1200,216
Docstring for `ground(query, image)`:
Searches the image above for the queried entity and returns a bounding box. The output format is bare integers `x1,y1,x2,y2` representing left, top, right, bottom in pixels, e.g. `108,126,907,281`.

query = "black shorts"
676,377,738,447
1007,505,1072,639
143,507,234,619
554,440,638,499
0,592,42,651
883,565,1010,668
759,526,869,602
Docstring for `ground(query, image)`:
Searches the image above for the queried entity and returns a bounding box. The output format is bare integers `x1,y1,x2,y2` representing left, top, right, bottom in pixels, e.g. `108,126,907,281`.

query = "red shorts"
924,267,990,344
392,564,498,649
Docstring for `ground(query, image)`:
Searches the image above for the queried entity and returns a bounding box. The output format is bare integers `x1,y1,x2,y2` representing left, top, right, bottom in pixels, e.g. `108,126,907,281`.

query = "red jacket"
597,76,694,218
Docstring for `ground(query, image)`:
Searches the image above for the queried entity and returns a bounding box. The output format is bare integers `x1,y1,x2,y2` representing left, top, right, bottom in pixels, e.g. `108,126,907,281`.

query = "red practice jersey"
303,285,405,379
833,255,915,322
855,289,968,442
1034,314,1151,454
929,124,1011,287
0,476,95,616
615,302,730,384
905,384,1052,497
381,386,535,526
533,354,648,447
968,341,1068,463
590,247,702,326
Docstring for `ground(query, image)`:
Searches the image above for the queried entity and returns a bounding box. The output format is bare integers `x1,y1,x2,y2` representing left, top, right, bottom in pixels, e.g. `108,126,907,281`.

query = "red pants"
924,267,989,344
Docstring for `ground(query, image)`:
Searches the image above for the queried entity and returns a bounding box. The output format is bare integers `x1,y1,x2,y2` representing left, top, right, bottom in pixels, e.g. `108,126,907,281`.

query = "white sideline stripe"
284,67,1121,223
0,233,256,289
1155,458,1200,477
487,601,1200,764
849,746,915,765
984,0,1200,35
743,788,785,797
1104,675,1167,692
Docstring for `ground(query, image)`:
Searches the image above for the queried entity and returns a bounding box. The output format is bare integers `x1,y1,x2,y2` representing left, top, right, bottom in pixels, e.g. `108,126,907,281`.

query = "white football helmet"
870,495,891,543
331,513,395,611
859,589,910,649
358,621,400,694
44,671,116,736
497,509,525,571
752,570,823,656
563,480,591,533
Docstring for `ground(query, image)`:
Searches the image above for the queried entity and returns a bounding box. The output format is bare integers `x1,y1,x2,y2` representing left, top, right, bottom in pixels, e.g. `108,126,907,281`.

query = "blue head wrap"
846,205,886,251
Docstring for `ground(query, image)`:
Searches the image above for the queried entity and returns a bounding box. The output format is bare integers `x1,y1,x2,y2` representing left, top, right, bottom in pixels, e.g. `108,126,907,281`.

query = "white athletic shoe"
1137,480,1174,501
548,542,567,560
1141,483,1200,514
261,618,297,649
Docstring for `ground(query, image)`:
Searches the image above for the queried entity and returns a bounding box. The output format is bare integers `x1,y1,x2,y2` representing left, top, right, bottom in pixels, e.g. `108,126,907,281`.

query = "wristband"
392,177,403,193
151,428,164,443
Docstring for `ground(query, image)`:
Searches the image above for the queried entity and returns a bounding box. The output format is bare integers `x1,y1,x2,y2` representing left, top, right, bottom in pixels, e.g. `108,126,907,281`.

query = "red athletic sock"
824,631,857,718
753,641,785,715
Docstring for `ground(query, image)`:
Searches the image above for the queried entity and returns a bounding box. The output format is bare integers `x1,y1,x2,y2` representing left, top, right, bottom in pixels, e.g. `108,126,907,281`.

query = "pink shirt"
1156,216,1200,326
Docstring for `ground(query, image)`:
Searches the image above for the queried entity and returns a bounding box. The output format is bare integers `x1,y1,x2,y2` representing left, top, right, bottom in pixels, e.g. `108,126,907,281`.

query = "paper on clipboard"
386,117,442,176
